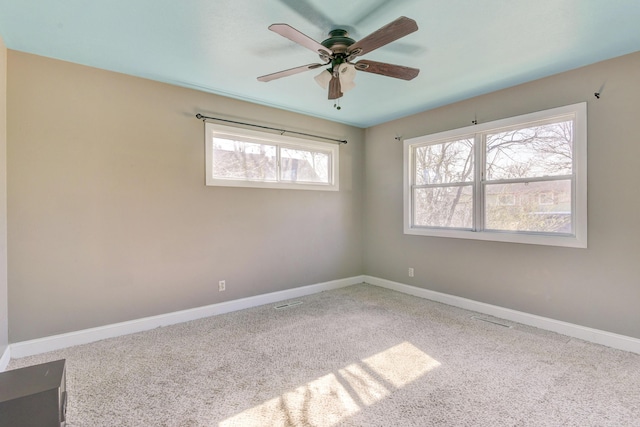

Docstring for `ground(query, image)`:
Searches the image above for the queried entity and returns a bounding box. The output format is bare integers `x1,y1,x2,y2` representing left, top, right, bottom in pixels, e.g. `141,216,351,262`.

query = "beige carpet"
7,284,640,426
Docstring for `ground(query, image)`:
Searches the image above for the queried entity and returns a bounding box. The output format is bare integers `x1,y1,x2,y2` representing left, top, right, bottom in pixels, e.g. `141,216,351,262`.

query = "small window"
404,103,587,248
205,123,339,191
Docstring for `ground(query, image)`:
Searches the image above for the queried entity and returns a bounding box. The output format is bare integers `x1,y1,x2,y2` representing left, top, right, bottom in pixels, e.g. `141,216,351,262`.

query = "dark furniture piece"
0,359,67,427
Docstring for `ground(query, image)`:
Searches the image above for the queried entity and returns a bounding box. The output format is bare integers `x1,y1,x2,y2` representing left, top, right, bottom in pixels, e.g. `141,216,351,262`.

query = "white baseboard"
10,275,365,359
364,275,640,355
9,275,639,360
0,345,10,371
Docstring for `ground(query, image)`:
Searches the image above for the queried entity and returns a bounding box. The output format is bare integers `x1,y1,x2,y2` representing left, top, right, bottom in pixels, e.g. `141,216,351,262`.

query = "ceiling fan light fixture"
338,63,356,92
314,69,332,89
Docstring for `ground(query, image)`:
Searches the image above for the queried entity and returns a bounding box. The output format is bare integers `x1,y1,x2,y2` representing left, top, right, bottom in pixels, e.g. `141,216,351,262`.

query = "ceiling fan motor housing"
321,29,355,52
321,29,359,72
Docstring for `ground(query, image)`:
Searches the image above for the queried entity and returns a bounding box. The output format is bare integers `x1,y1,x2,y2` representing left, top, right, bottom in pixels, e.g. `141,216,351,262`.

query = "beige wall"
7,51,365,342
364,51,640,339
7,48,640,345
0,36,7,354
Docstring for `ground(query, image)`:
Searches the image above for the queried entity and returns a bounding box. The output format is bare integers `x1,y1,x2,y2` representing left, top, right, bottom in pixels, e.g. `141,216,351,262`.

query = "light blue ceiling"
1,0,640,128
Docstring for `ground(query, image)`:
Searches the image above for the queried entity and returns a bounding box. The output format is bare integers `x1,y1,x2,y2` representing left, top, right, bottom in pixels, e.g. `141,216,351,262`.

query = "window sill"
404,226,587,248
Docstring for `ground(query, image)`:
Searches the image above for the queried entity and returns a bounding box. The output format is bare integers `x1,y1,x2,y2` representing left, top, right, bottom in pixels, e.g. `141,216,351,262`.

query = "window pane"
281,148,330,183
211,137,277,181
485,180,572,233
414,186,473,228
486,120,573,181
415,138,474,185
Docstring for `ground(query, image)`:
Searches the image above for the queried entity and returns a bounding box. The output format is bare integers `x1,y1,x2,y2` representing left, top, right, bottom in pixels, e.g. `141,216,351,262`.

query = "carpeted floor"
7,284,640,426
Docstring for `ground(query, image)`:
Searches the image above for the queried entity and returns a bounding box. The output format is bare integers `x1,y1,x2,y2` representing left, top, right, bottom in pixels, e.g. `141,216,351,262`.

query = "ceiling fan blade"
257,63,325,82
348,16,418,57
355,60,419,80
269,24,332,57
328,75,343,100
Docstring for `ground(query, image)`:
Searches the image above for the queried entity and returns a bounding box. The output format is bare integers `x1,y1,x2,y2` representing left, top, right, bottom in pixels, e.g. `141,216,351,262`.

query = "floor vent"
275,301,303,310
471,316,513,328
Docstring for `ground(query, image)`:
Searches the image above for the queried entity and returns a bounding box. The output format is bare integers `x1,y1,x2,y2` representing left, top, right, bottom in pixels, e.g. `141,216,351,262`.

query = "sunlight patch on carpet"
219,342,440,427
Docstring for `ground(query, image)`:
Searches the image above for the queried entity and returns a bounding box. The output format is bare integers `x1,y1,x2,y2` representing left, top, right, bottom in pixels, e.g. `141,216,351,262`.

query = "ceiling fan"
257,16,420,101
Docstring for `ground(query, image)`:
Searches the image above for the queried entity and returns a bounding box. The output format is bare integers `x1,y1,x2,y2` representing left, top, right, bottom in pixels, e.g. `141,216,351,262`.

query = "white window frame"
205,123,339,191
404,103,587,248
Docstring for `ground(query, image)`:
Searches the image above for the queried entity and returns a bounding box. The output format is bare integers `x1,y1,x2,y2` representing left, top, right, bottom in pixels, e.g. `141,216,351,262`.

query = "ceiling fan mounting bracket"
317,50,332,62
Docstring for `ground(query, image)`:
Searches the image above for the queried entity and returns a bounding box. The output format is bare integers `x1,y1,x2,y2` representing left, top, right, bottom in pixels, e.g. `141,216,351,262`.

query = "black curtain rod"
195,114,347,145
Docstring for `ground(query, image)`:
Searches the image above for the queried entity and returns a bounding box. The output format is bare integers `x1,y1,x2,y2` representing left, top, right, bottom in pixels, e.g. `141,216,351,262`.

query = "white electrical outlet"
219,280,226,292
408,268,414,277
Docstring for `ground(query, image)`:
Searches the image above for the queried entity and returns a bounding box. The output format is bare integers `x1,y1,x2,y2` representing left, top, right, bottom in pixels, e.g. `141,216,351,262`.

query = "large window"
404,103,587,248
205,123,339,191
